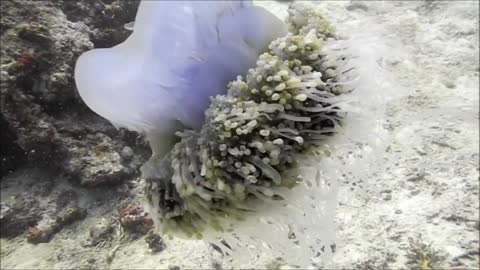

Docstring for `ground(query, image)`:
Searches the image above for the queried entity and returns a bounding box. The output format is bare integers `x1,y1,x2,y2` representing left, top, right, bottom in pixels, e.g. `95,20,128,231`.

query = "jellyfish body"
75,1,402,266
74,1,287,134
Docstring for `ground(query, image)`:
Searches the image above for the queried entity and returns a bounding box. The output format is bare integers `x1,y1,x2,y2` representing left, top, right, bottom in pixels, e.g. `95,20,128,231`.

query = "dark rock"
54,189,86,226
1,0,144,187
56,189,79,211
145,231,166,253
118,203,154,237
17,22,53,47
55,204,86,225
1,1,92,113
0,169,59,238
23,184,87,244
0,198,42,238
54,0,140,48
26,203,86,244
0,113,26,178
26,226,52,244
63,132,135,187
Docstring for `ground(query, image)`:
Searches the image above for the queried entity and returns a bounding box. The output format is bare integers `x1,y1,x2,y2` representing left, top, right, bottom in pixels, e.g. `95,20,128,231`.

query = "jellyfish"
75,0,287,155
75,1,401,267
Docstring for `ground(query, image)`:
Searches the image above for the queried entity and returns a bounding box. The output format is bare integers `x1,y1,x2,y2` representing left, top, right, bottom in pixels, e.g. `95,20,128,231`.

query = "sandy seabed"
1,1,479,269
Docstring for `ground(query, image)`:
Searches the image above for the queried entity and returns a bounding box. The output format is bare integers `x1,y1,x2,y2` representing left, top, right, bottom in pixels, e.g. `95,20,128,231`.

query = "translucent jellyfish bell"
74,1,287,134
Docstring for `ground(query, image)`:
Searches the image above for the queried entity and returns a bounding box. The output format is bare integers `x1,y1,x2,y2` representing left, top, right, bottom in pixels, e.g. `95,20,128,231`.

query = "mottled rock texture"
0,0,147,185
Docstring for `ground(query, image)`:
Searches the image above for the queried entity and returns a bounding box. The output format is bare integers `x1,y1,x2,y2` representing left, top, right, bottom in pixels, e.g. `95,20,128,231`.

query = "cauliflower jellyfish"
75,0,287,155
75,1,401,268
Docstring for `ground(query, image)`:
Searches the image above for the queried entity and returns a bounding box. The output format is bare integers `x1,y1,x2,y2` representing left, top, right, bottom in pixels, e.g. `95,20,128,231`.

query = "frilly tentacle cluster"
143,3,350,238
286,3,336,38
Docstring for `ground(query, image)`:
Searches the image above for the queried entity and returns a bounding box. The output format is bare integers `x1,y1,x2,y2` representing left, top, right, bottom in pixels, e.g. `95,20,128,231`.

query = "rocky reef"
0,0,149,246
0,0,145,185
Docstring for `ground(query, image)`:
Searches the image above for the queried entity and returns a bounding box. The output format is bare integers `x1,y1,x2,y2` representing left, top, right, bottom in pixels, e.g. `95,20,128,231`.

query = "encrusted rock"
0,114,25,177
17,22,53,47
0,198,42,238
25,207,86,244
54,0,140,48
0,0,142,186
64,133,134,186
56,204,87,225
118,203,154,237
145,231,166,253
24,188,86,244
26,226,51,244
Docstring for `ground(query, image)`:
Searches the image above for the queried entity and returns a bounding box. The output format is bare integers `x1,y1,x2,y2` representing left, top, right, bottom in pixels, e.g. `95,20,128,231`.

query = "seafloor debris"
26,202,86,244
19,189,87,244
56,204,87,225
144,3,351,236
26,226,50,244
17,22,53,47
0,200,41,238
118,204,154,236
145,230,166,253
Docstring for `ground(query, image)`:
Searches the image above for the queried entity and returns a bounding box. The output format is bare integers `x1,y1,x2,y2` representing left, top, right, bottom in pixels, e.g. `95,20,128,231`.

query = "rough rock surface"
0,0,146,185
0,167,146,269
54,0,139,48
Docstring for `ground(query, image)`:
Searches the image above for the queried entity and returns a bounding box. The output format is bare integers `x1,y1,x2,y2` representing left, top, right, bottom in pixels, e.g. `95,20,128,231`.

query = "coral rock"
145,231,166,253
64,133,134,187
118,204,154,236
0,0,141,186
26,226,51,244
0,200,41,238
